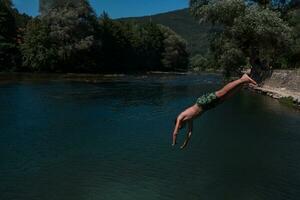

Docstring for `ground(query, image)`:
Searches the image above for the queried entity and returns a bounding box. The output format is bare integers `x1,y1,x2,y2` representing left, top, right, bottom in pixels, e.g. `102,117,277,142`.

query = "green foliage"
120,8,213,56
0,0,16,39
140,22,165,70
98,13,188,72
19,2,189,73
13,10,31,29
21,19,57,71
279,96,299,109
21,0,101,72
190,0,294,77
159,25,189,71
231,6,292,65
286,8,300,68
0,0,19,70
191,0,246,26
189,52,218,72
98,13,136,71
41,0,100,72
218,42,246,76
189,54,209,71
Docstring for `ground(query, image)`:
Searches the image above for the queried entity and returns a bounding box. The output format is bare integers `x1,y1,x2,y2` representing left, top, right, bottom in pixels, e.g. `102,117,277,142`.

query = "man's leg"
215,74,257,100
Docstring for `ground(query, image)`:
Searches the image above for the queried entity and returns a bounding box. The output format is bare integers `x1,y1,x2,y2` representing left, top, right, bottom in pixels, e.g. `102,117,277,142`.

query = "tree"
21,19,57,71
286,7,300,68
138,22,165,70
232,6,292,74
190,0,292,80
159,25,189,71
190,54,209,71
0,0,19,71
190,0,246,26
98,12,135,72
41,0,101,72
0,0,16,39
99,15,187,72
22,3,188,73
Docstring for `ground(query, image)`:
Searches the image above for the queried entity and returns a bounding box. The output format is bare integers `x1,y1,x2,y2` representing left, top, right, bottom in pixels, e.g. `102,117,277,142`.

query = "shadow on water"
0,73,299,200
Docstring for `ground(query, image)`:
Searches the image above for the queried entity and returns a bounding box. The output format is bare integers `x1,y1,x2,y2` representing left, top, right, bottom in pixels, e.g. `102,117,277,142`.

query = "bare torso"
172,74,258,148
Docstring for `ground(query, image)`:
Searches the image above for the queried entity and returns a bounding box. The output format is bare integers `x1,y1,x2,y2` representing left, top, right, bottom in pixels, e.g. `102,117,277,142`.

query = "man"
172,74,257,149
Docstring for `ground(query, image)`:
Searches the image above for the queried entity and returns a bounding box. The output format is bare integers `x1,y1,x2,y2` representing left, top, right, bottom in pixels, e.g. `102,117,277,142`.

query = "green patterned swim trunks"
196,92,220,111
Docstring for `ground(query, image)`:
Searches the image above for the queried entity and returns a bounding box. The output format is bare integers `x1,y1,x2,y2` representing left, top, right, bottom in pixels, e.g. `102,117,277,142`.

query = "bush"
189,54,209,71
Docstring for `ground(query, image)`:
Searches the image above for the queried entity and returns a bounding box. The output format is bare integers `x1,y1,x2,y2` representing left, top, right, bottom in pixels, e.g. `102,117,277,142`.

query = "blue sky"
13,0,189,19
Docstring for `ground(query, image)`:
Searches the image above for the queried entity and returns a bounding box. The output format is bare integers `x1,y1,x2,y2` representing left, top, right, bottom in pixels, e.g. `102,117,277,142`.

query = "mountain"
118,8,214,56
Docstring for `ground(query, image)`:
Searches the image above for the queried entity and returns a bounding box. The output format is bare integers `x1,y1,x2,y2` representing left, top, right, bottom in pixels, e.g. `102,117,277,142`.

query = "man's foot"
248,83,258,89
241,74,257,85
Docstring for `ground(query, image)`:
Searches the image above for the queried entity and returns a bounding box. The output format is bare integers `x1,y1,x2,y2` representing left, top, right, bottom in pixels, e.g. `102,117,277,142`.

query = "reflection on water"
0,74,299,200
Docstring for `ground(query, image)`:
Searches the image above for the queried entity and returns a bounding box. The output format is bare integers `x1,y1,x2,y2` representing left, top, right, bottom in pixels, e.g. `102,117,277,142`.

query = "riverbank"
251,69,300,109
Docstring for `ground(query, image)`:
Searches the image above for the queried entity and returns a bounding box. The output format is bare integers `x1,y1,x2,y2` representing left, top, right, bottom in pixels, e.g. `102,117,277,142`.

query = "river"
0,74,299,200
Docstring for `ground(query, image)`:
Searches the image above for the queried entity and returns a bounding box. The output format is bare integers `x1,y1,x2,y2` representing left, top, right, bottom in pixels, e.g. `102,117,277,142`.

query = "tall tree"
21,19,57,71
98,12,133,71
159,25,189,71
0,0,19,70
41,0,101,72
286,7,300,68
190,0,292,80
138,22,165,70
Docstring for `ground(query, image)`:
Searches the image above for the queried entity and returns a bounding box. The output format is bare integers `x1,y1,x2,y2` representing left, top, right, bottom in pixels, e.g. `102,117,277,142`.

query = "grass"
279,96,300,109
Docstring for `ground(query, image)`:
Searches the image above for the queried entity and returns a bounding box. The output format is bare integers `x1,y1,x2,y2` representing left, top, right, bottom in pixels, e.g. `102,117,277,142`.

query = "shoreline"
251,86,300,108
250,69,300,109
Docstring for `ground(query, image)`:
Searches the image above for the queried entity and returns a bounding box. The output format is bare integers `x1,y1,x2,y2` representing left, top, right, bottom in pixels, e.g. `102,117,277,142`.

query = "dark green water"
0,74,300,200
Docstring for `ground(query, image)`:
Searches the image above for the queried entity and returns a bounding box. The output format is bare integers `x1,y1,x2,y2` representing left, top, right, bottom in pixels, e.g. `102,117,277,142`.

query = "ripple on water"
0,74,300,200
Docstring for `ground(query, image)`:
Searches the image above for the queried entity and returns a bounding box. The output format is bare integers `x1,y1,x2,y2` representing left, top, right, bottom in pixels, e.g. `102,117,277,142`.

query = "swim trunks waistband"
196,92,220,111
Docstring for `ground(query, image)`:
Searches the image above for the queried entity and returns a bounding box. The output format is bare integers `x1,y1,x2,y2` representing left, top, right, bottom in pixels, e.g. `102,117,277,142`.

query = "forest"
0,0,189,73
0,0,299,77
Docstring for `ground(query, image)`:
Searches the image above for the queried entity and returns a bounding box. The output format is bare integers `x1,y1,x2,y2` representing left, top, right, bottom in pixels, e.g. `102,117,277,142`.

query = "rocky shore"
251,69,300,108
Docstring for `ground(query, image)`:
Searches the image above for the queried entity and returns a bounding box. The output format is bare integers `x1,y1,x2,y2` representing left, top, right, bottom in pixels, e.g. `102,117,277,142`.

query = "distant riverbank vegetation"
0,0,299,76
0,0,189,73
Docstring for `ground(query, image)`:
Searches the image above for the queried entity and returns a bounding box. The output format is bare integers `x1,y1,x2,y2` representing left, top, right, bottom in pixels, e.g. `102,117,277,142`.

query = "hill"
118,8,214,56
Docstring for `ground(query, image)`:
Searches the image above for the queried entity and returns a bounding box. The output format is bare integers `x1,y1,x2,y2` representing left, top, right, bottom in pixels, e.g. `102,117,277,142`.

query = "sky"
13,0,189,19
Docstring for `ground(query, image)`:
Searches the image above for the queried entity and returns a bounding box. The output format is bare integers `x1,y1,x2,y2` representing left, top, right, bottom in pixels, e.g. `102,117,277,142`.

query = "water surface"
0,74,300,200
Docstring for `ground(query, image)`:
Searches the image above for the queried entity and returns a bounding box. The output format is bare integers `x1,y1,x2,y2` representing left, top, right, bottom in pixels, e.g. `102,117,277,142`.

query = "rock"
251,69,300,107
